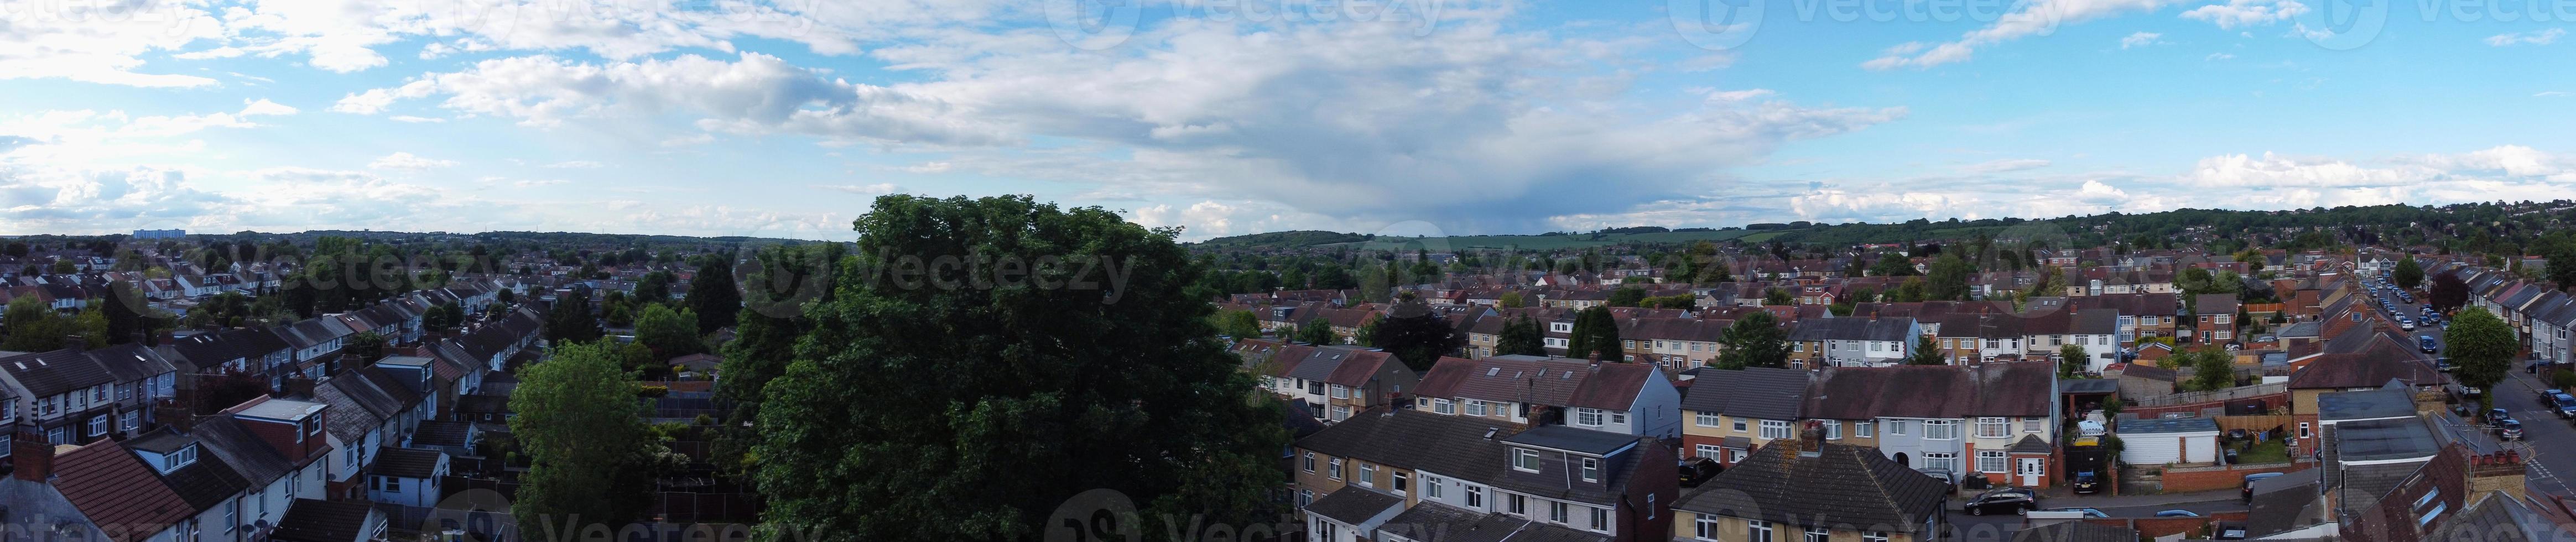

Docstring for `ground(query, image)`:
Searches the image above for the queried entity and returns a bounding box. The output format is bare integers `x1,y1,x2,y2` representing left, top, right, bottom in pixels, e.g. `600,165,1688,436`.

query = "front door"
2018,457,2044,486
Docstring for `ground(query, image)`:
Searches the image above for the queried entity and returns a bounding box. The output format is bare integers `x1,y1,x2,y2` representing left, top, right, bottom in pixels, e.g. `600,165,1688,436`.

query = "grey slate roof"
1373,502,1527,542
1676,367,1808,420
1304,486,1404,525
2316,387,2417,422
2119,417,2220,434
413,420,475,447
1501,425,1636,456
191,416,296,483
1674,441,1946,532
0,347,116,397
1788,317,1917,342
2245,468,2324,538
1294,408,1511,479
371,446,444,479
271,498,379,542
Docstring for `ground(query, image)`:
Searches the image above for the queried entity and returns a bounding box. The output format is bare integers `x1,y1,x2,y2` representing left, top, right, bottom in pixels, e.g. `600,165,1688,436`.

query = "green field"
1320,228,1791,251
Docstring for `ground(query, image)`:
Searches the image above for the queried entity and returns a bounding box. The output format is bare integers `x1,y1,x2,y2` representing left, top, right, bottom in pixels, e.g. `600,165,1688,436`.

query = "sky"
1,0,2573,241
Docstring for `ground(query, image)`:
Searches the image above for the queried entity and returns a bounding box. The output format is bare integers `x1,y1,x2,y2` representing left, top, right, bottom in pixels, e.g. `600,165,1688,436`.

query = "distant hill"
1191,231,1376,248
1193,228,1780,251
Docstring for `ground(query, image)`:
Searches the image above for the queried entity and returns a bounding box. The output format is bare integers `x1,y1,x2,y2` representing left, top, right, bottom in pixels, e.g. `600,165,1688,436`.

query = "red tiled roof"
54,440,194,538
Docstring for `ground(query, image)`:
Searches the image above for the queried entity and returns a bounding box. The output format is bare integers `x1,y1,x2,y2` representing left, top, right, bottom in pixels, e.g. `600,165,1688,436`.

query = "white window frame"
1580,457,1600,482
1328,458,1344,480
1513,449,1541,472
1824,420,1842,440
1758,420,1793,440
1750,520,1776,542
1695,515,1722,541
1466,399,1487,417
1977,450,2008,473
1856,421,1875,437
1696,412,1722,428
1924,419,1960,440
1433,399,1456,415
1976,417,2009,438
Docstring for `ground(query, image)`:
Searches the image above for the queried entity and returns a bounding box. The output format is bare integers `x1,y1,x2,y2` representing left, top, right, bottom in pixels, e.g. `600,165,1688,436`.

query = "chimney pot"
11,432,55,483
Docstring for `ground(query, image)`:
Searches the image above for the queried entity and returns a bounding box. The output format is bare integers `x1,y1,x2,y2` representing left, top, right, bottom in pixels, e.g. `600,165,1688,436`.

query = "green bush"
2555,369,2576,389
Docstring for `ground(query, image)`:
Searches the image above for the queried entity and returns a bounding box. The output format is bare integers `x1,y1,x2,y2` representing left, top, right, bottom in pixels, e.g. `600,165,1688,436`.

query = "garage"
2117,417,2222,465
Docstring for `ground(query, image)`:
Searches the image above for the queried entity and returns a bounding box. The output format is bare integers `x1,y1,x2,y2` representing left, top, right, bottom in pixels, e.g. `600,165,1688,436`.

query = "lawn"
2235,438,2290,465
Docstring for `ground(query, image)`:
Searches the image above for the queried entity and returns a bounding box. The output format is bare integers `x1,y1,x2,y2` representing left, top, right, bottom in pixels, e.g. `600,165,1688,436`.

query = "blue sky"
1,0,2571,241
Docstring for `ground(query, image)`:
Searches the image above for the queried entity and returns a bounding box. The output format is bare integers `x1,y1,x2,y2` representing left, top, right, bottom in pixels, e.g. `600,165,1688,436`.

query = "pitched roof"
1803,362,2055,419
413,420,475,447
371,446,444,479
1294,407,1511,478
269,498,380,542
190,416,295,483
1372,502,1528,542
1304,486,1404,525
1419,356,1595,406
1677,367,1808,420
1563,362,1656,410
2288,341,2441,389
1674,440,1947,531
0,348,117,397
54,439,196,533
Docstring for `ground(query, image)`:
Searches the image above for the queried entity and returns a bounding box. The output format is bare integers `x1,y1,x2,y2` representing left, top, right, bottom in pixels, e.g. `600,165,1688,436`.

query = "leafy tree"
1371,295,1466,371
1,296,63,351
1494,315,1546,356
1566,306,1622,361
2392,257,2424,290
102,281,158,345
50,259,74,274
1294,317,1338,345
634,270,674,303
1714,312,1788,369
1498,291,1527,308
70,306,107,347
2185,347,2236,391
750,195,1287,542
715,243,844,428
511,340,657,530
1927,253,1974,300
544,285,603,344
1904,335,1943,365
634,304,706,361
1762,288,1794,306
1641,294,1699,309
1353,315,1381,347
1607,286,1647,308
2447,308,2517,407
2429,273,2469,313
2059,344,2088,378
1888,277,1930,303
685,256,741,334
1869,254,1918,277
1213,309,1263,339
346,331,388,361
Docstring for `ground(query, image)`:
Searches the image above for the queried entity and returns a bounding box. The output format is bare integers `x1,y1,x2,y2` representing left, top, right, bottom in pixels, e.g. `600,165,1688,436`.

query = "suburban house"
1252,345,1419,424
1800,362,2062,488
1787,318,1921,368
1291,406,1678,542
1677,367,1809,465
1412,355,1683,439
1672,427,1948,542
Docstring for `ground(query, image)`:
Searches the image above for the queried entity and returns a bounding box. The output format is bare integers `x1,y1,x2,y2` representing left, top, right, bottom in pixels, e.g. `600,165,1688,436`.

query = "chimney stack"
1796,420,1826,456
12,432,55,483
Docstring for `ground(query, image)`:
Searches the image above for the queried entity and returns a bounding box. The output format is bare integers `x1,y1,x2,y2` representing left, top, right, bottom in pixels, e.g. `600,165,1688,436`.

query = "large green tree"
1905,335,1943,365
1371,295,1465,371
715,243,844,428
1927,253,1974,301
1567,306,1622,361
1493,315,1544,356
1,296,62,351
2183,346,2237,391
1714,312,1789,369
633,304,706,361
751,195,1287,542
2447,308,2517,405
543,285,603,344
1607,286,1647,308
1294,316,1338,345
686,256,742,334
510,340,657,530
1213,309,1263,339
2392,257,2424,290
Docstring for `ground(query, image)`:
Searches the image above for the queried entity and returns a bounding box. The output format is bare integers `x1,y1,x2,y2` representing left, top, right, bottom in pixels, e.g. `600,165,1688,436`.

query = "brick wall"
2158,462,2312,493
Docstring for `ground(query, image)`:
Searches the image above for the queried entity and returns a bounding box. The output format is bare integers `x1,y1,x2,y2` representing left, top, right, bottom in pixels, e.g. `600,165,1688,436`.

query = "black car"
1963,490,2038,516
1679,458,1722,488
2421,336,2439,353
2071,471,2103,494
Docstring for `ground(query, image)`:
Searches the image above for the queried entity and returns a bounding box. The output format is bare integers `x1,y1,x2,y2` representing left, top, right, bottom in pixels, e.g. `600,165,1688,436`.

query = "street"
1939,491,2248,542
2491,363,2576,498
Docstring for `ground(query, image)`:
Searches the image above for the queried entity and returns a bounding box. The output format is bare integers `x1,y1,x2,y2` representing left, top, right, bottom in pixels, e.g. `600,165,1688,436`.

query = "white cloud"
2486,28,2565,46
368,152,458,170
2206,53,2236,61
335,53,1005,144
815,183,899,194
898,161,951,173
512,179,569,187
1865,0,2178,69
2120,32,2164,49
239,99,300,117
543,160,603,169
2179,0,2308,29
1961,158,2052,174
0,0,226,87
388,116,447,123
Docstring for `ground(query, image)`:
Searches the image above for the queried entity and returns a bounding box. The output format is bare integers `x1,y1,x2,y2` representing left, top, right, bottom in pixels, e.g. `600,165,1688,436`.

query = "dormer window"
165,444,199,471
1513,449,1541,472
1579,457,1599,482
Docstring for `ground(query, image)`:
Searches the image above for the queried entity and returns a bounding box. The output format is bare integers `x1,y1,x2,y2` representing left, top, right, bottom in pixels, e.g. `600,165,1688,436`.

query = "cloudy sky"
2,0,2572,240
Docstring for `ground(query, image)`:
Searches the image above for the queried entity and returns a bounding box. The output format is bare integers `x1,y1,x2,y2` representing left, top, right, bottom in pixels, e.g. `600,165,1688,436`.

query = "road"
2361,277,2445,355
2491,363,2576,498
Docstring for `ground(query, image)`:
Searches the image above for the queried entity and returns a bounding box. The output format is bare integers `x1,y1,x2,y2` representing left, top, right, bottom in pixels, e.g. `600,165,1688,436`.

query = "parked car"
2489,408,2514,425
2553,393,2576,419
2243,471,2286,502
1964,490,2039,516
2501,420,2525,441
2071,470,2103,494
2438,357,2457,372
2398,316,2416,330
2421,336,2439,353
1680,458,1722,488
2156,510,2204,518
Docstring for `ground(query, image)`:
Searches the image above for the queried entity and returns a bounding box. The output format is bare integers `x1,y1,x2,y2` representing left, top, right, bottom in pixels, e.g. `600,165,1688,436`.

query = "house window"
1696,412,1722,428
1358,463,1376,487
1393,472,1409,495
1576,408,1603,426
1750,520,1776,542
1465,486,1484,508
1924,420,1960,440
1425,475,1444,498
1300,489,1313,507
1328,458,1344,480
1977,451,2007,473
1467,400,1487,417
2299,422,2313,439
1825,421,1842,440
1508,494,1528,516
1303,452,1315,472
1696,445,1724,460
1609,410,1627,425
1591,507,1610,530
1924,452,1958,472
1865,533,1890,542
1695,516,1722,540
1549,502,1569,524
1330,385,1349,399
1513,449,1541,472
86,415,106,437
1580,458,1600,482
1977,417,2009,438
1733,419,1749,432
1434,399,1456,415
384,476,403,493
119,410,138,432
2025,418,2044,433
1856,422,1875,437
1759,420,1792,440
1806,527,1832,542
1887,420,1910,436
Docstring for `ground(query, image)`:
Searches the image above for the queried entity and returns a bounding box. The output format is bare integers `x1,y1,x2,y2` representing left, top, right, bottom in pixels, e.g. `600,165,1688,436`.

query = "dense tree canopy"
1372,295,1466,371
1714,312,1788,369
1567,306,1622,361
750,195,1287,542
1495,315,1546,356
511,340,657,529
2392,257,2424,290
2447,308,2517,405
